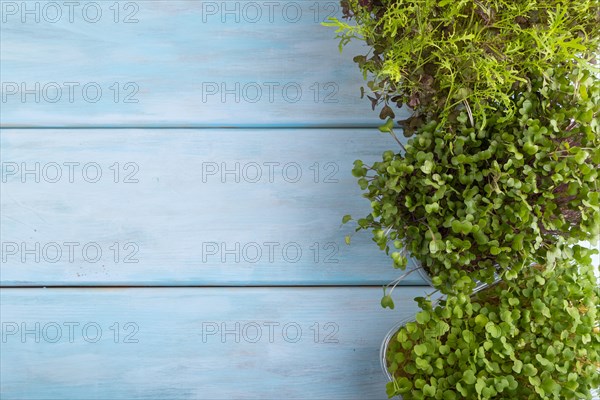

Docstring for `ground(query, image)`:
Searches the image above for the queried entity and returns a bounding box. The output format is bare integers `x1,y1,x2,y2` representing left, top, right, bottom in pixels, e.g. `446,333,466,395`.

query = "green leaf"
451,220,462,233
574,150,589,164
530,376,543,395
415,357,430,370
432,321,450,336
421,160,434,174
512,360,523,373
475,314,489,327
463,370,476,385
406,322,417,333
523,363,538,377
542,378,559,395
453,306,463,318
351,160,366,177
579,84,588,100
495,377,509,393
385,381,396,398
425,202,440,214
396,377,413,394
344,235,351,245
439,344,450,355
485,322,501,338
378,118,394,133
519,99,533,115
451,220,473,235
580,109,593,123
423,384,436,396
523,142,539,155
381,295,395,309
536,354,552,367
396,329,408,342
511,233,525,251
394,352,406,364
358,178,368,190
462,330,475,344
429,240,440,254
342,215,352,224
532,299,550,317
475,379,486,396
416,311,431,324
414,343,428,356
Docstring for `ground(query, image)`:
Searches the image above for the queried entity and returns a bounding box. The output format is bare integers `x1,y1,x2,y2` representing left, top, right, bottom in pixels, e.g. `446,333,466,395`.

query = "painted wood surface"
0,128,425,286
0,286,435,399
0,0,404,128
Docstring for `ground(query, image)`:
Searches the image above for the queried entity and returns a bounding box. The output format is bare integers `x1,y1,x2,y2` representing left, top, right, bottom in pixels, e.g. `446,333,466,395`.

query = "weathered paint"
0,128,424,286
0,1,429,398
0,0,410,127
0,287,435,399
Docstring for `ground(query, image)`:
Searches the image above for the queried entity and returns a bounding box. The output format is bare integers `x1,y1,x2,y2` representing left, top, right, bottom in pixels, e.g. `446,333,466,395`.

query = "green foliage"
325,0,600,134
348,65,600,292
327,2,600,397
384,250,600,399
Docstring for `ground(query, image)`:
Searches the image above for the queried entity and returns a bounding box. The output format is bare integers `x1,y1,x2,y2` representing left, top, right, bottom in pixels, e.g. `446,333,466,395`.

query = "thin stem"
390,129,407,153
388,267,425,296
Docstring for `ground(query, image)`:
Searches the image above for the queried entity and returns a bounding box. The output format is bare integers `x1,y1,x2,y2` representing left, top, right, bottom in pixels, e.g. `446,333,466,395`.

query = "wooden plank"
0,286,432,399
0,0,401,128
0,128,426,286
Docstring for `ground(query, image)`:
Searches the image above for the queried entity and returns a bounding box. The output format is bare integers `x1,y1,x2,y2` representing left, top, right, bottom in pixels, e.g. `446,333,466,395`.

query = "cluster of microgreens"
385,249,599,399
325,0,600,135
326,0,600,398
351,67,600,296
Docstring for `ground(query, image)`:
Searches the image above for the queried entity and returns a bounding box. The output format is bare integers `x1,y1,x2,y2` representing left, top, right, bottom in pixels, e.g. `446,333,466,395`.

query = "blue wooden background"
1,1,596,399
